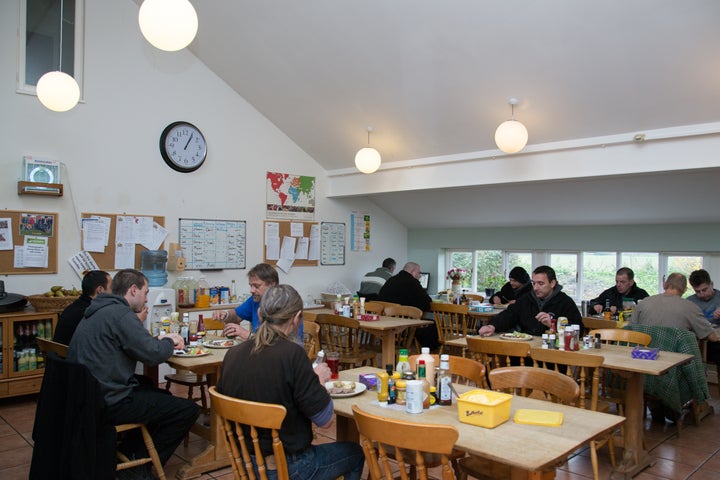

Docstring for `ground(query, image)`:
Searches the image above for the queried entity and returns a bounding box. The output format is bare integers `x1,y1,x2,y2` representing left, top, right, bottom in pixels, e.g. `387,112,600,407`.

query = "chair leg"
589,441,600,480
139,424,166,480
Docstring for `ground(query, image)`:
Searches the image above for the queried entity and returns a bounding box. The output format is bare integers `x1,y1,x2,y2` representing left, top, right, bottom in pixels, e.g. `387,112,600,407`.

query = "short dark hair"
532,265,557,283
689,269,712,288
382,258,396,270
616,267,635,280
111,269,147,296
248,263,279,285
81,270,110,296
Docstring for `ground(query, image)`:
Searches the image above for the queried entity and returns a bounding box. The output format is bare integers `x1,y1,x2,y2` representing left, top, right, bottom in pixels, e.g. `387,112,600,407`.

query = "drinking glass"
326,352,340,379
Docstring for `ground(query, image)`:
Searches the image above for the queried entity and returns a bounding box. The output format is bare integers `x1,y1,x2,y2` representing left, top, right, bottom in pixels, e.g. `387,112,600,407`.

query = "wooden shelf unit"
17,181,63,196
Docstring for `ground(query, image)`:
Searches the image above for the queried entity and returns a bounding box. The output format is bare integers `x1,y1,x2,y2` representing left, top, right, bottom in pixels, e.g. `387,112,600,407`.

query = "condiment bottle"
386,365,397,404
416,347,436,386
197,314,205,340
603,299,612,320
436,354,453,406
312,350,325,369
417,360,431,410
396,348,411,375
377,370,389,404
396,379,407,405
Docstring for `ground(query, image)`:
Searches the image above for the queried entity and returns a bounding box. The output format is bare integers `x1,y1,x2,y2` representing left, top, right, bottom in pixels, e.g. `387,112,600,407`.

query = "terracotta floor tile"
0,463,31,480
651,443,716,467
0,445,32,469
642,456,698,479
689,469,720,480
0,433,31,453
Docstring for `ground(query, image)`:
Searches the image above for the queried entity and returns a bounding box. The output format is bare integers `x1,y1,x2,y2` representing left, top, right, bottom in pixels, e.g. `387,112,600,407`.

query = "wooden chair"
430,303,470,355
581,316,618,335
465,336,531,386
365,301,400,315
36,337,68,358
588,328,651,347
464,294,484,302
352,405,459,480
209,386,289,480
302,319,321,359
315,313,378,369
408,354,487,388
530,348,616,480
384,305,423,354
115,423,167,480
458,366,579,480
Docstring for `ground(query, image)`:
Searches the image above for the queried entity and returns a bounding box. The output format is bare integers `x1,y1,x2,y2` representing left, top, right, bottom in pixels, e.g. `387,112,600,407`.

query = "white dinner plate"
202,339,239,349
173,350,211,357
325,381,367,398
498,333,533,341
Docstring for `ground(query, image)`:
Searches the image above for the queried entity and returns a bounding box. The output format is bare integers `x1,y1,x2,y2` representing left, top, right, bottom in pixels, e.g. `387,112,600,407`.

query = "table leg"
509,468,555,480
610,372,654,479
380,331,396,368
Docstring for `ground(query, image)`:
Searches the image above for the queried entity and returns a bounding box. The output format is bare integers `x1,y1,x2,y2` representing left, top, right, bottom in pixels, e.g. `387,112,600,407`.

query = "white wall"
0,1,407,299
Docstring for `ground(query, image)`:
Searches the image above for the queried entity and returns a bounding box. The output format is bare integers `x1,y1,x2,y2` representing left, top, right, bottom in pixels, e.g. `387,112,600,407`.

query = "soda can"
405,380,424,414
220,287,230,304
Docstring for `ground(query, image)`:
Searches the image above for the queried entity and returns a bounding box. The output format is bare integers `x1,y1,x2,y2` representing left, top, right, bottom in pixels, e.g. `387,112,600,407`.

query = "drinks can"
342,304,352,317
405,380,424,414
581,300,588,316
220,287,230,304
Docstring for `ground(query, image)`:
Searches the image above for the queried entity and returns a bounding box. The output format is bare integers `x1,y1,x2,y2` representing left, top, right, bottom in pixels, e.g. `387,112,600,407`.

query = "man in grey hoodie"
69,269,199,474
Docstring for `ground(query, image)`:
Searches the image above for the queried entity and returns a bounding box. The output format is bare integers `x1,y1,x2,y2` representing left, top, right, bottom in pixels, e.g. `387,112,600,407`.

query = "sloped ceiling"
179,0,720,227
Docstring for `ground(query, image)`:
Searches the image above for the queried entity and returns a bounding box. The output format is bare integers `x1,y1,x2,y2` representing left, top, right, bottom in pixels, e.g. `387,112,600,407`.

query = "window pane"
667,255,703,297
26,0,75,86
449,251,473,289
507,252,532,275
475,250,504,292
549,253,578,298
621,253,659,296
582,252,616,300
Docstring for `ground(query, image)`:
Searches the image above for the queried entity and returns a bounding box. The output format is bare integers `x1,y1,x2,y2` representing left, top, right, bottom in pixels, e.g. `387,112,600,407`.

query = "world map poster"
266,172,316,220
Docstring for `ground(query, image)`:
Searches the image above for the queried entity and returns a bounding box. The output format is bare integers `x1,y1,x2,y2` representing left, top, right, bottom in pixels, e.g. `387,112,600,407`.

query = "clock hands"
184,132,194,150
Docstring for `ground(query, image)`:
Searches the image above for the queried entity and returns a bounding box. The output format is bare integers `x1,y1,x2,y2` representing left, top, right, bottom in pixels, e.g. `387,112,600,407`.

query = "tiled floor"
3,382,720,480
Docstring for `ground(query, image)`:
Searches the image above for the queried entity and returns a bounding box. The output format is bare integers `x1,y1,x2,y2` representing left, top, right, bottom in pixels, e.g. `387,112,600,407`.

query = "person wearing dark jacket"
490,266,532,305
589,267,649,314
377,262,431,312
479,265,582,336
53,270,111,345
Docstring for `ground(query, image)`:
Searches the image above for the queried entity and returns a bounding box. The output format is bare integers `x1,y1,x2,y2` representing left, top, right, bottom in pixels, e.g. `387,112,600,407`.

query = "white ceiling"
182,0,720,228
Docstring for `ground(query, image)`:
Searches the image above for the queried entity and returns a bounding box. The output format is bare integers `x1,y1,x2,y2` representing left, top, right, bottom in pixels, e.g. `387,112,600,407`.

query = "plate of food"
325,381,367,398
202,339,239,349
173,347,211,357
498,331,533,341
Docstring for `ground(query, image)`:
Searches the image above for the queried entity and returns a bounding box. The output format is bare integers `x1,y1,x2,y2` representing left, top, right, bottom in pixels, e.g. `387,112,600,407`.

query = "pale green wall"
409,223,720,293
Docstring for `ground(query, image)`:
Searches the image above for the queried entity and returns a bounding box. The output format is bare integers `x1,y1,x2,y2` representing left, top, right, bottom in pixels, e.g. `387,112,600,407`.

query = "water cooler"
137,287,177,379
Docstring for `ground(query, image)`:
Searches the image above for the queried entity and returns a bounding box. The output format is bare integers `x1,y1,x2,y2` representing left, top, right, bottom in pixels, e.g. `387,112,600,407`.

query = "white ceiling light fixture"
138,0,198,52
36,0,80,112
355,126,382,174
494,97,528,154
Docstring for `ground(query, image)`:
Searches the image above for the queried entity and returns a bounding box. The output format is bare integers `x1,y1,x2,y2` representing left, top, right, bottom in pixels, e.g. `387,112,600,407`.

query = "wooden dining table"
445,335,694,478
302,308,433,367
333,366,624,480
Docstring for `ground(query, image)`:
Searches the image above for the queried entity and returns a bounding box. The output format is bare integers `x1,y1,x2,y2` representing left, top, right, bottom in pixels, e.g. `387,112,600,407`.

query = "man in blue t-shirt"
688,269,720,326
213,263,279,340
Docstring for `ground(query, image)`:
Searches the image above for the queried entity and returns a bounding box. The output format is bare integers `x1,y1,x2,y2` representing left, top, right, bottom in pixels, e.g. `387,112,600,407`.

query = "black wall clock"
160,121,207,173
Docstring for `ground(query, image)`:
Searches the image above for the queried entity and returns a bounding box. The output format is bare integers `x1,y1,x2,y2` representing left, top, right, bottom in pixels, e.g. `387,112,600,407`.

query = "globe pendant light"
355,126,382,174
36,0,80,112
494,97,528,154
138,0,198,52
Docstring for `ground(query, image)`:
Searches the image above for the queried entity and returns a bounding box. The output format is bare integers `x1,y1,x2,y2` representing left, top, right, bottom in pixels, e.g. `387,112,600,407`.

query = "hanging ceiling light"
36,0,80,112
355,126,382,174
138,0,198,52
494,97,528,154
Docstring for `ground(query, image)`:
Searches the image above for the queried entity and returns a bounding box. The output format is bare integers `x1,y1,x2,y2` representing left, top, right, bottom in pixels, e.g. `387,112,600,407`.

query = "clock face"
160,122,207,173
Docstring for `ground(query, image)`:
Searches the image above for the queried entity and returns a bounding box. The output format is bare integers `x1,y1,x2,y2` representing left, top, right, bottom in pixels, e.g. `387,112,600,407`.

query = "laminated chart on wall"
320,222,345,265
179,218,247,270
350,211,370,251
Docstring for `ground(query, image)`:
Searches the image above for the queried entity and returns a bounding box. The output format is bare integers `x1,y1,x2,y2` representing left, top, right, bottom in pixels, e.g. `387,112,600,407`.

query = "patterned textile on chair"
624,324,710,416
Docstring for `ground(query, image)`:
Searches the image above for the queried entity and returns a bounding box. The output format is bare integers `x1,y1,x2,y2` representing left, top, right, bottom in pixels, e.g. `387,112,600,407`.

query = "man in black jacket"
589,267,649,315
53,270,111,345
478,265,582,336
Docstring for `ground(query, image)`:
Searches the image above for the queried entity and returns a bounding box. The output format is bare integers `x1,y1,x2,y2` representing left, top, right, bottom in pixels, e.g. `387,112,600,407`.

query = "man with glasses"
590,267,649,315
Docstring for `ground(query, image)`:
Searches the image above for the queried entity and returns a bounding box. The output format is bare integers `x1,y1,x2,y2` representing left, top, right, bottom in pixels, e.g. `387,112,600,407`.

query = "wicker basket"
27,294,79,313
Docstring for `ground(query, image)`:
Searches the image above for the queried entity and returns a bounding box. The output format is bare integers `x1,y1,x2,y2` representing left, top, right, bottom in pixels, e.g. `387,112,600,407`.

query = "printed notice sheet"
320,222,345,265
179,218,247,269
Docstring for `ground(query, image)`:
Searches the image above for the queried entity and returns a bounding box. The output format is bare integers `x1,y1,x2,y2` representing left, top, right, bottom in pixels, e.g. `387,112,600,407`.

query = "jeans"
105,385,199,465
260,442,365,480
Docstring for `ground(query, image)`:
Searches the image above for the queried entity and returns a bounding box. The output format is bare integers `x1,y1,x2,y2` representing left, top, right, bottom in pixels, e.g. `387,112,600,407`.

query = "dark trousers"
105,385,199,465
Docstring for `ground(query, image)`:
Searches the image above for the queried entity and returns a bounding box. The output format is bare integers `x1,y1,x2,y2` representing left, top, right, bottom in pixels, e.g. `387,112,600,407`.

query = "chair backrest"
383,305,423,319
203,317,226,332
352,405,458,480
581,317,618,335
430,303,470,344
409,353,486,388
364,302,386,315
315,313,375,367
36,337,69,358
464,294,484,302
302,320,321,359
589,328,651,347
465,336,531,373
209,386,289,480
529,347,604,410
488,366,580,405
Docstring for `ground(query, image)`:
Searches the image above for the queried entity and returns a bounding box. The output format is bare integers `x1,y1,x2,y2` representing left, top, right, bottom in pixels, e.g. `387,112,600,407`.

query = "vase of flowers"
447,268,470,292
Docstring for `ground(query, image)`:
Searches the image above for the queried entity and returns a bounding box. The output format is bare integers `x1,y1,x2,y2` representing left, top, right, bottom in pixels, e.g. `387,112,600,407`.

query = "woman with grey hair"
216,284,365,480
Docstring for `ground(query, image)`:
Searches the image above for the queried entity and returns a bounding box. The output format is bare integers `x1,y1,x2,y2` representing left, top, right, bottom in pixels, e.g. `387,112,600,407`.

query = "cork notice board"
262,220,319,267
0,210,58,274
81,213,165,271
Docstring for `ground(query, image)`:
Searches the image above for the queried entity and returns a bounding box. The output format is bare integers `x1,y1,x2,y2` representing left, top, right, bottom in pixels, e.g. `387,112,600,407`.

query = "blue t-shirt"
234,295,304,340
687,290,720,326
